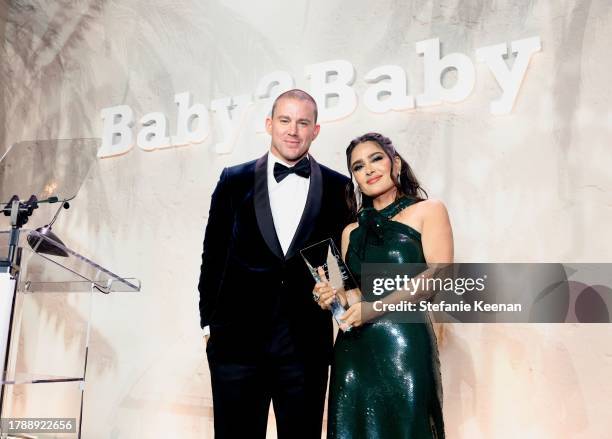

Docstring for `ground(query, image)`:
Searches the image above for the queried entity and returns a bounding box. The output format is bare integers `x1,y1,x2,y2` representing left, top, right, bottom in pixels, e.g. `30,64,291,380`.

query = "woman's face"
349,141,400,198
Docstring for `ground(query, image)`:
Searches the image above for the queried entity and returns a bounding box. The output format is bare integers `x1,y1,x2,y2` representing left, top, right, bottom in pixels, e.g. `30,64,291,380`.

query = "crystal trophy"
301,238,361,330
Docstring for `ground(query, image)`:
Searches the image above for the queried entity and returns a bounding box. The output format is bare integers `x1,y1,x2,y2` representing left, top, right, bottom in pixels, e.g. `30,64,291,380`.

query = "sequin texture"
327,197,445,439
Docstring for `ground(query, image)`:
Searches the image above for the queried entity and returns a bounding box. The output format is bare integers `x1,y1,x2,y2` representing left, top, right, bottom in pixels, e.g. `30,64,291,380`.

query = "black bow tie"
273,157,311,183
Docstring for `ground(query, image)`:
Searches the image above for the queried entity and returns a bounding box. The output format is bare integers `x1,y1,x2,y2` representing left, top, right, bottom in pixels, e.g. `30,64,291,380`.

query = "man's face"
266,98,320,164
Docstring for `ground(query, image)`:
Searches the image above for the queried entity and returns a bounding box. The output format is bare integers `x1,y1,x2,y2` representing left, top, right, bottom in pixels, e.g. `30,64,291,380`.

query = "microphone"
27,201,71,257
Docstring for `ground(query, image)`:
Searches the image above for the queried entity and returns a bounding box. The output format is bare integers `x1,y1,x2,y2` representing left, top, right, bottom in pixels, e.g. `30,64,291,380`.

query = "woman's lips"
366,175,382,184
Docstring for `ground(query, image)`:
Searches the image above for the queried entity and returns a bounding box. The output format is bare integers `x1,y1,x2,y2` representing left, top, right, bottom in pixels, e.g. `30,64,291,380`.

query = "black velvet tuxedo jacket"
199,154,350,364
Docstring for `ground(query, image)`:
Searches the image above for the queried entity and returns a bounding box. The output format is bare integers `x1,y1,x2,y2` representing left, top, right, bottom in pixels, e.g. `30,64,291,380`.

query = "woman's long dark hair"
345,132,427,220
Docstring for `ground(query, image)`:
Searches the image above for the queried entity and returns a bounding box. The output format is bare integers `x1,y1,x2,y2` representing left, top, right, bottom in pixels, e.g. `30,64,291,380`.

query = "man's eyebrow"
275,115,313,124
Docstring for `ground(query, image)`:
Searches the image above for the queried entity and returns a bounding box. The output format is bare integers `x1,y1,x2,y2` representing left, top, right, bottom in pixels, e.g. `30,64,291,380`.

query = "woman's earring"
353,179,362,209
397,173,401,185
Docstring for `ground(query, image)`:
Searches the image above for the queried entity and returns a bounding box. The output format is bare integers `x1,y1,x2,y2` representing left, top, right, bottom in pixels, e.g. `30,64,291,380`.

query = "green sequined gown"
327,197,445,439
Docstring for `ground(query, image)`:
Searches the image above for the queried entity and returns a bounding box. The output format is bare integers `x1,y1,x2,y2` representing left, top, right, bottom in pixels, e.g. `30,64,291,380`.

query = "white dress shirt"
204,152,310,338
267,152,310,255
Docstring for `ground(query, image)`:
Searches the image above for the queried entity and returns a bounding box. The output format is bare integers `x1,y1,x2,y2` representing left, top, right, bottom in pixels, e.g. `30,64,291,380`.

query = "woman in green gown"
314,132,453,439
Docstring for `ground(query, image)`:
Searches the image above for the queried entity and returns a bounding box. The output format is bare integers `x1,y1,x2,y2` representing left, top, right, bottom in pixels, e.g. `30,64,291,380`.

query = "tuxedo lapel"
285,156,323,260
254,154,284,260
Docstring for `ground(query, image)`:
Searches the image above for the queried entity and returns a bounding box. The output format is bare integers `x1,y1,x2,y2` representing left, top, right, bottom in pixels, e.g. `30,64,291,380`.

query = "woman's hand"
338,303,362,331
313,280,336,310
338,301,376,332
313,267,348,310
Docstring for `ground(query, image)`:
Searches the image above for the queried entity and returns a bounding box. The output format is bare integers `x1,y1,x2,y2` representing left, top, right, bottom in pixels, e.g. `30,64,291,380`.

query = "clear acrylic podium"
0,140,141,438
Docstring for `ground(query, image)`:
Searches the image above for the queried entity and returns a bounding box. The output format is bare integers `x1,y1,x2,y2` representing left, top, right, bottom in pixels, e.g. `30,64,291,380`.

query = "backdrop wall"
1,1,611,438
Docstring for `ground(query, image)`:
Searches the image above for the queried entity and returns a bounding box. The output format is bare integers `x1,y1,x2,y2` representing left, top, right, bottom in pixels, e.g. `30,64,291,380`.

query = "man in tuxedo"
199,89,350,438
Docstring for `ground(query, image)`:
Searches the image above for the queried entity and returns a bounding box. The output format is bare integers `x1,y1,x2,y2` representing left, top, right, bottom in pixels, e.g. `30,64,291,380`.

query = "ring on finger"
313,293,320,302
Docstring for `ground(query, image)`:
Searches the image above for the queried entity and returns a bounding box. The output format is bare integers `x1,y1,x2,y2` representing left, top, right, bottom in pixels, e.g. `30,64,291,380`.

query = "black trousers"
208,352,328,439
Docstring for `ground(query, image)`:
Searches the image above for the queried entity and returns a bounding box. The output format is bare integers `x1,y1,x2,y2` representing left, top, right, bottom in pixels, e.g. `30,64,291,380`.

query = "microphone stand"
1,195,39,424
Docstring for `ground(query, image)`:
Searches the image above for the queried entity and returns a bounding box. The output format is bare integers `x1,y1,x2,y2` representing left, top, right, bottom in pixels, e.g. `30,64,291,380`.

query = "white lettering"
97,35,542,159
476,36,542,115
305,59,357,122
253,71,295,132
363,65,414,113
474,301,521,312
211,94,253,154
173,92,211,146
137,112,171,151
373,278,385,295
416,38,476,106
98,105,134,158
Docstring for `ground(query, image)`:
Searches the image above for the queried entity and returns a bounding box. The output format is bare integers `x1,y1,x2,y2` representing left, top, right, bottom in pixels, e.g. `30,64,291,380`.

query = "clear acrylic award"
301,238,361,330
